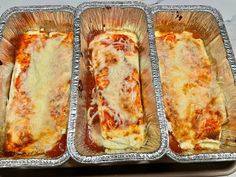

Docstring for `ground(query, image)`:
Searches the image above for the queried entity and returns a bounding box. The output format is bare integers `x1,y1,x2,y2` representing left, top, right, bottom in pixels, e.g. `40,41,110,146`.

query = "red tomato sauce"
84,51,105,152
46,134,67,158
169,133,183,154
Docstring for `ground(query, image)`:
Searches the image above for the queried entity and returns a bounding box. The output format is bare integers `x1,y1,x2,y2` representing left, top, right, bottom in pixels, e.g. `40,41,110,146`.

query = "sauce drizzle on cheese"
86,31,146,152
156,31,227,152
5,31,73,156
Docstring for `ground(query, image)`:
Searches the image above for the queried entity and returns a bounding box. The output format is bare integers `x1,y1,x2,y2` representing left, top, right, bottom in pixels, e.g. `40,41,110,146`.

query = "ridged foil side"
67,1,168,163
151,5,236,162
0,5,75,167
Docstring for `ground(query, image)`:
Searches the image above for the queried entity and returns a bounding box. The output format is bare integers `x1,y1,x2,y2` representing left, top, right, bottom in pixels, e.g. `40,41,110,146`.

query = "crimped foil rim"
67,1,168,164
0,5,75,168
151,5,236,163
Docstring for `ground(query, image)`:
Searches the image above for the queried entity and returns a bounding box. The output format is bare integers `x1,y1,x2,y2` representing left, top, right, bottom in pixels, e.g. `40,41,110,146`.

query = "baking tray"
67,1,168,163
151,5,236,162
0,5,75,167
0,4,234,177
0,158,234,177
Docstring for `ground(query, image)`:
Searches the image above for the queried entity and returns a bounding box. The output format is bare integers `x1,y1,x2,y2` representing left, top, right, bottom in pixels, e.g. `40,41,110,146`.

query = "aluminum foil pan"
67,1,168,163
151,5,236,162
0,5,75,167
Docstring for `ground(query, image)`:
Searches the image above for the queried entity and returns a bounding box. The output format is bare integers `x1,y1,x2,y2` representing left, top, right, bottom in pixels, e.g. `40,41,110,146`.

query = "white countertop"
0,0,235,176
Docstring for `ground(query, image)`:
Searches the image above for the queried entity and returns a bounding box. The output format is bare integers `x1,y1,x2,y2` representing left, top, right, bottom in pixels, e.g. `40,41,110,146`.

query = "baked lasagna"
4,30,73,156
86,31,146,152
155,31,227,152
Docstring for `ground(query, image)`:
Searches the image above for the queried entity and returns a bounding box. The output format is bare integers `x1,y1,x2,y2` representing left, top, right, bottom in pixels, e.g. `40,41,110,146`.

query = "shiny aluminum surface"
67,1,168,164
0,5,75,167
151,5,236,162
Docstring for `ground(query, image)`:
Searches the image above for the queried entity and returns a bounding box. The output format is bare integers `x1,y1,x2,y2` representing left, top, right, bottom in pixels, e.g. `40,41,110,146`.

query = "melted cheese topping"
87,31,146,152
5,31,72,155
156,31,227,151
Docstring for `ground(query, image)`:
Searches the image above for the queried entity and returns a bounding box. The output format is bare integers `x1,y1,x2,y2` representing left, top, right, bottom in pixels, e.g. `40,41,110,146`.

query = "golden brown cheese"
155,31,227,151
5,31,73,156
87,31,146,152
